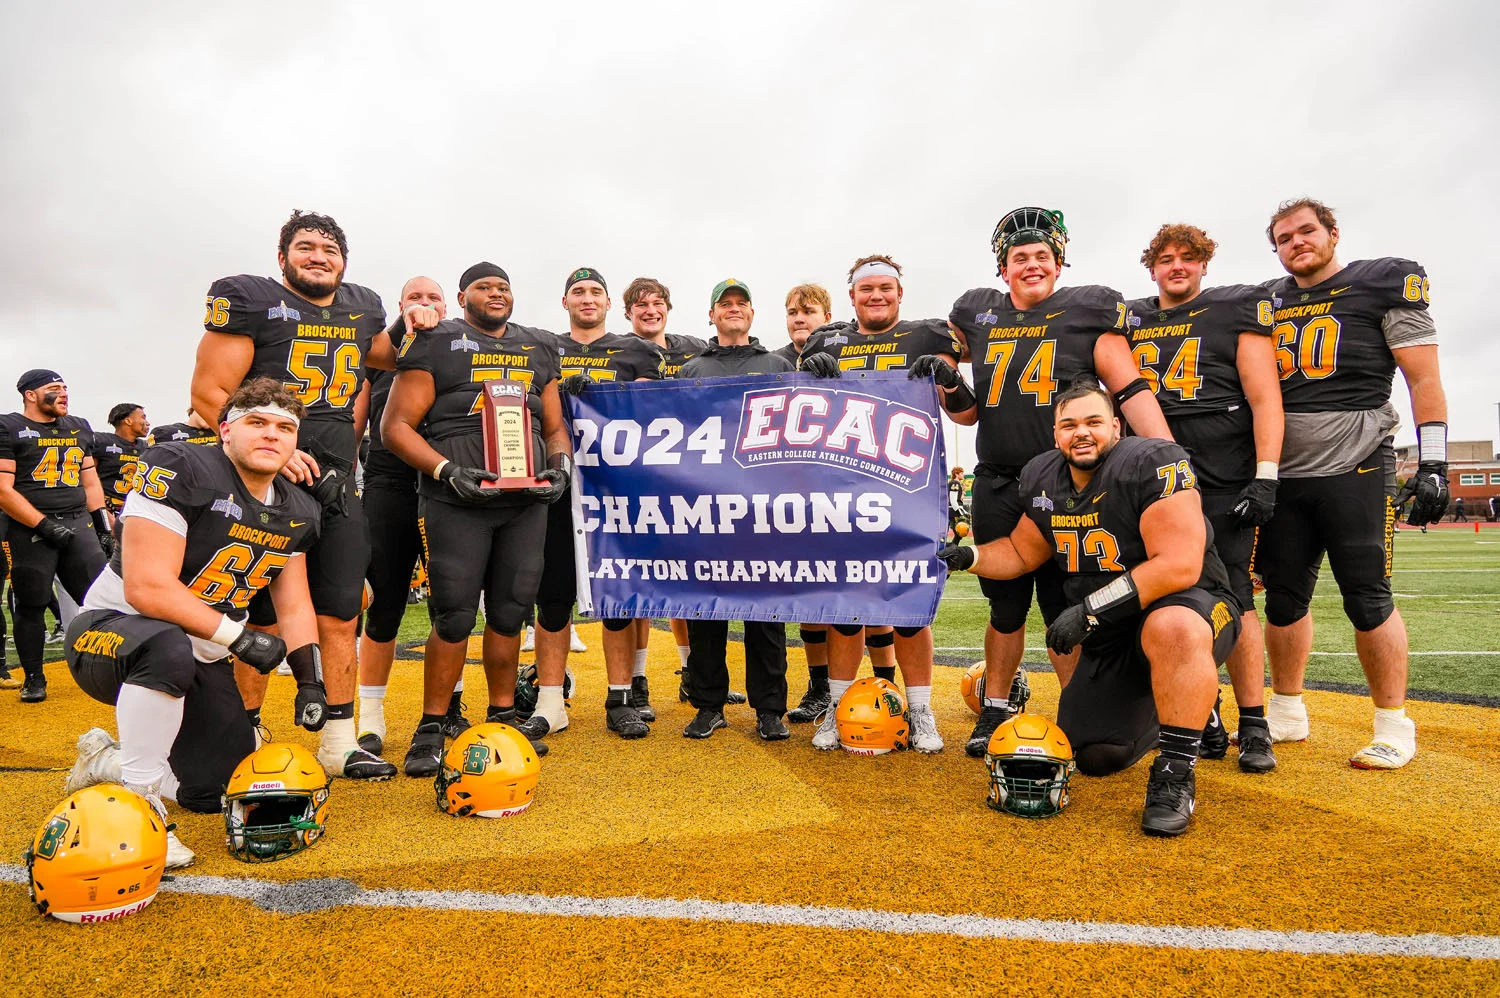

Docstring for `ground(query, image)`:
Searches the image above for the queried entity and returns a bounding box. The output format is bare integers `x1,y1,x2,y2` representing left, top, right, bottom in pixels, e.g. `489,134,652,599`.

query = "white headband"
224,404,301,427
849,261,901,285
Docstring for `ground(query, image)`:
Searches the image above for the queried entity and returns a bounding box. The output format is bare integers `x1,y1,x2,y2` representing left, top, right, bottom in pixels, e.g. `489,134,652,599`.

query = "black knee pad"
799,627,827,644
893,626,925,639
432,607,479,644
1263,588,1311,628
832,623,863,637
865,630,895,648
988,601,1028,634
1075,742,1142,777
311,588,363,623
536,602,573,633
175,784,229,814
483,601,528,638
1343,591,1395,633
603,617,633,632
363,603,404,644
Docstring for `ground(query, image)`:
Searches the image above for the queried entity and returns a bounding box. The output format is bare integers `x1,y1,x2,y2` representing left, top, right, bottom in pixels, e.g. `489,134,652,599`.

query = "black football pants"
8,509,106,676
686,620,788,714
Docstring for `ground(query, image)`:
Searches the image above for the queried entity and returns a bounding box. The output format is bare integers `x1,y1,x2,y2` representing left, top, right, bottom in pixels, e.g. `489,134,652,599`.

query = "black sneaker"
756,711,789,741
403,722,445,778
786,683,831,723
964,704,1012,758
683,708,727,739
606,694,650,740
1200,692,1229,759
726,689,748,705
1141,756,1197,837
1236,716,1277,774
357,732,384,755
1008,665,1032,714
441,695,471,739
340,747,398,781
503,711,550,757
19,672,47,703
631,675,656,723
677,668,691,703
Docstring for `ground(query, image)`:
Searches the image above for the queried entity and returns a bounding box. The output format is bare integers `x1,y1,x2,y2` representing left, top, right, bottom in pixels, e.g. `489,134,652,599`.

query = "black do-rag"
16,369,63,394
565,267,606,294
459,262,510,292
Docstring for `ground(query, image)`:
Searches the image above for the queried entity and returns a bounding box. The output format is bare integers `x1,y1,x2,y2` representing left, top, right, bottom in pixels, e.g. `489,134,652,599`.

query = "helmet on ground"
223,743,330,862
959,662,987,715
24,784,167,922
514,664,576,720
984,715,1074,818
436,723,540,817
835,677,909,755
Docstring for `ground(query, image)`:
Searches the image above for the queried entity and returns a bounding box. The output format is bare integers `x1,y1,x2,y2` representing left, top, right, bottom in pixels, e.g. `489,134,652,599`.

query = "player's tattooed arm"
1094,334,1173,441
962,515,1052,580
190,332,255,430
1135,489,1209,603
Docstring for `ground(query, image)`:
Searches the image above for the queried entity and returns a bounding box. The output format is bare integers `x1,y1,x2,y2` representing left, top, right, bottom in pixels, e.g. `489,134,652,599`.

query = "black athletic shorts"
1256,439,1397,630
1057,585,1240,766
362,476,422,643
249,473,370,625
970,468,1068,631
6,508,105,608
418,496,546,640
535,488,576,621
65,608,255,813
1203,491,1256,614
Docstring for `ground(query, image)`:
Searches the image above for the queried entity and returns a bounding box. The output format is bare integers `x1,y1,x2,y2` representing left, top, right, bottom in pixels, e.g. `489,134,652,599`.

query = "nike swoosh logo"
893,330,911,337
606,348,625,354
521,345,535,350
349,313,364,320
1092,491,1107,503
1329,286,1353,296
1356,467,1378,474
290,520,307,527
1189,308,1210,317
1045,310,1067,319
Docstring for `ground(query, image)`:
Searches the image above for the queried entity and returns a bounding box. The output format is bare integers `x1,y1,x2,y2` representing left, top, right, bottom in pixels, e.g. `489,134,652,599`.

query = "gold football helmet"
959,662,987,715
835,677,909,755
436,723,541,817
985,715,1075,817
24,784,167,922
223,743,330,862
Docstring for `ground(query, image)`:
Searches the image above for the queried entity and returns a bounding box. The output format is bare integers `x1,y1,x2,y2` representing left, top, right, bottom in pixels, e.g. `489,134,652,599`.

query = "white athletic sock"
828,678,854,707
608,684,630,693
677,645,691,669
632,649,648,678
535,686,567,728
116,684,184,788
1374,705,1416,746
1269,692,1305,716
358,697,387,737
906,685,932,709
358,684,387,700
453,677,464,693
160,769,181,803
982,696,1008,710
320,717,357,763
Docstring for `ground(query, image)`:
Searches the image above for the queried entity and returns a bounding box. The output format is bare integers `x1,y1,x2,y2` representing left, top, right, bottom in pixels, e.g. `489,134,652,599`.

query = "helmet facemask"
990,207,1070,275
986,753,1072,817
224,786,328,862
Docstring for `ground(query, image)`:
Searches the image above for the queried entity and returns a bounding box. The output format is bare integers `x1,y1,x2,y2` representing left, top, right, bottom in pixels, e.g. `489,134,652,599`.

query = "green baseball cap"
710,278,751,306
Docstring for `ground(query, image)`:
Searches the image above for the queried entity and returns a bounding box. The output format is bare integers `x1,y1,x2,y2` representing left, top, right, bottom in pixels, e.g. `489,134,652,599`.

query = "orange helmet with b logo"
835,677,909,755
25,784,167,922
436,723,541,817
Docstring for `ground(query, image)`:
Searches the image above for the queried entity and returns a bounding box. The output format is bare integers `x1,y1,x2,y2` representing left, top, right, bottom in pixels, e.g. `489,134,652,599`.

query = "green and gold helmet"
990,206,1069,272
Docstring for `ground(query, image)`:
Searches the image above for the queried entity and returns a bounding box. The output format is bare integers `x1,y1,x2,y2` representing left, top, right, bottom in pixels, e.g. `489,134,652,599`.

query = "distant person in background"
1452,497,1466,522
94,403,150,513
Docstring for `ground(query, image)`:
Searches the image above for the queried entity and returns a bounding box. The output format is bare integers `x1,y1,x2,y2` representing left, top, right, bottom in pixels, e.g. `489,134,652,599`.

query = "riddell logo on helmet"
249,781,286,791
77,898,152,922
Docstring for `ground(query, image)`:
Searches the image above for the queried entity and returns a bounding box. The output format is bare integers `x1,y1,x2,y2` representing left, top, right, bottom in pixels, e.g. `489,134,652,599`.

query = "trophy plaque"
480,380,544,489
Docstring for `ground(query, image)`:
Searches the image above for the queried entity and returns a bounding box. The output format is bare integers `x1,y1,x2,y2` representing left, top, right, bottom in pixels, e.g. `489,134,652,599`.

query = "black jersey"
1266,258,1429,413
638,333,709,379
556,331,665,383
0,413,96,513
798,318,960,374
93,432,143,506
119,442,321,613
394,319,561,507
1019,436,1231,611
147,422,220,448
203,274,388,466
950,285,1125,470
362,368,410,484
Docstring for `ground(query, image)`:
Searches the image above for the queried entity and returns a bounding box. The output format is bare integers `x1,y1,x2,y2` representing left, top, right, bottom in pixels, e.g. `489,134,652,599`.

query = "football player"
62,378,323,867
383,262,571,774
1260,199,1449,769
947,208,1172,758
799,255,975,753
146,408,219,448
189,210,438,781
0,370,112,702
940,383,1235,836
523,269,665,743
678,279,796,739
94,403,150,514
355,276,467,756
1128,224,1284,774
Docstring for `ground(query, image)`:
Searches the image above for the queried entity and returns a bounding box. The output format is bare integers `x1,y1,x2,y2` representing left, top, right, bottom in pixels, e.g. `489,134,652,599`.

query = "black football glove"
811,321,855,337
307,467,349,518
1231,478,1279,527
526,453,573,504
1045,604,1096,655
908,355,961,388
559,373,595,396
936,544,976,572
799,353,841,379
32,516,75,549
229,628,288,675
1395,461,1450,527
287,643,327,731
438,462,501,503
90,508,115,557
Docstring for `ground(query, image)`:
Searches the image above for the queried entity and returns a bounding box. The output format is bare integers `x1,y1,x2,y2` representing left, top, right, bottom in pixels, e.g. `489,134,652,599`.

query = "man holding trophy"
380,262,572,776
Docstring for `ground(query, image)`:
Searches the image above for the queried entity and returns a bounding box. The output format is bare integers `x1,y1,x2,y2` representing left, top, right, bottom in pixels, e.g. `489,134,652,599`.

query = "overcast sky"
3,1,1496,469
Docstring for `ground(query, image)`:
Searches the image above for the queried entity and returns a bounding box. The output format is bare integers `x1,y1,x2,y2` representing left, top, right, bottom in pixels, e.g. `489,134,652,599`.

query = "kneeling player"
62,380,323,866
940,384,1236,836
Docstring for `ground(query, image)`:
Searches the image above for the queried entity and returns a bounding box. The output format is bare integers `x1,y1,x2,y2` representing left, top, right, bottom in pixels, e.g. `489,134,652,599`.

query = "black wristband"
287,643,323,685
1113,378,1152,406
943,379,977,413
90,508,111,535
1083,571,1141,624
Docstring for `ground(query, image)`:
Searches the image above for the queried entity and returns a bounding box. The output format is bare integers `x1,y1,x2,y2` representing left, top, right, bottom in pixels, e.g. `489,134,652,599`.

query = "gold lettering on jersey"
1130,323,1193,341
839,342,898,356
987,325,1049,341
472,352,532,366
294,324,359,340
72,629,125,658
35,437,79,446
1273,302,1333,321
562,355,614,368
1210,601,1234,639
227,523,292,550
1050,511,1101,528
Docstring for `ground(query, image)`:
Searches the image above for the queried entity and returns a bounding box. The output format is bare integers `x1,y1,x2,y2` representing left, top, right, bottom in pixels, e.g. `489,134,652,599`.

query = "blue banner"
565,370,948,626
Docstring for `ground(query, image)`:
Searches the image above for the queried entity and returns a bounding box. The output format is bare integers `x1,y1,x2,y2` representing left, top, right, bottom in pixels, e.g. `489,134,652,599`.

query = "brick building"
1395,439,1500,519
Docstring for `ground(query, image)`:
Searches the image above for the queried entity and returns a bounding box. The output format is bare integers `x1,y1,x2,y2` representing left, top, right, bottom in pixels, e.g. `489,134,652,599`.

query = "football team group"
7,198,1452,921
